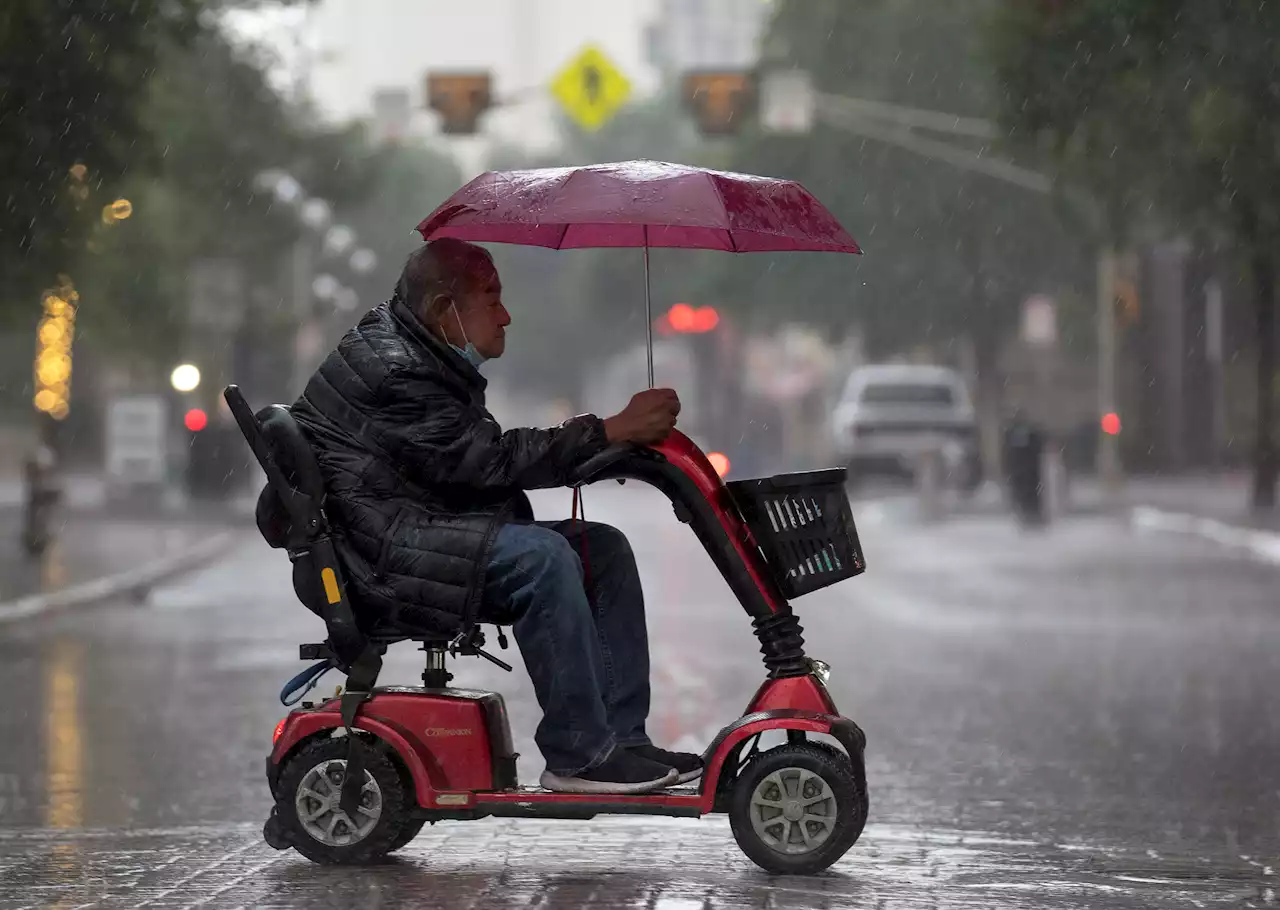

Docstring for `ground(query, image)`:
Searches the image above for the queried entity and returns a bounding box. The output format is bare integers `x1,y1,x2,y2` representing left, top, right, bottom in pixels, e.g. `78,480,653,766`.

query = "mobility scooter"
227,383,869,875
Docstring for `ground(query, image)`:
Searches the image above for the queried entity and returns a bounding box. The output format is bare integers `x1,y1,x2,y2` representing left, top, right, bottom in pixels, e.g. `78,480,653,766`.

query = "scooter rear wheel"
274,736,412,865
729,742,867,875
387,819,426,853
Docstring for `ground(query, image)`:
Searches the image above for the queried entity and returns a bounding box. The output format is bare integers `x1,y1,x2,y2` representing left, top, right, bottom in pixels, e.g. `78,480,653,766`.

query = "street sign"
104,394,168,491
371,88,411,144
425,72,492,135
1021,294,1057,347
760,69,814,134
550,45,632,132
682,70,754,135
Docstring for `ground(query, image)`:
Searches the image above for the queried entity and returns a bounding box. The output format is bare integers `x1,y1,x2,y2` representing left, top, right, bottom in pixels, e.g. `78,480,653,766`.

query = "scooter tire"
274,736,411,865
729,743,867,875
387,819,426,853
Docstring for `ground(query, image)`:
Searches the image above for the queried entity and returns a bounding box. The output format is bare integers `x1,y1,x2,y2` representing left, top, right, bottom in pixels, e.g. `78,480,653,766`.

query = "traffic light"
658,303,720,334
426,72,493,135
184,408,208,432
681,71,755,136
32,276,78,421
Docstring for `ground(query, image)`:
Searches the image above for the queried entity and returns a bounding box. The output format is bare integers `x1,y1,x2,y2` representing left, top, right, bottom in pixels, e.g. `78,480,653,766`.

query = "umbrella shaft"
644,245,654,389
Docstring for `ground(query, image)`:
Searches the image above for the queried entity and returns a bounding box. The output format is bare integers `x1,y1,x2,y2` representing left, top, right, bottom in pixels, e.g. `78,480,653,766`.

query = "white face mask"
447,301,486,369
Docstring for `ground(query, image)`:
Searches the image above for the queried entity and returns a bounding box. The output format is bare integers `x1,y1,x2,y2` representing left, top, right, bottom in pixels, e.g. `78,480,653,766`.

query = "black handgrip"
570,444,640,487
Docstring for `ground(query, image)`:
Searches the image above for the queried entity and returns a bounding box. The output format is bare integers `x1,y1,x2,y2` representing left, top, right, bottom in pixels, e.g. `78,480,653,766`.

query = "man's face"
439,262,510,359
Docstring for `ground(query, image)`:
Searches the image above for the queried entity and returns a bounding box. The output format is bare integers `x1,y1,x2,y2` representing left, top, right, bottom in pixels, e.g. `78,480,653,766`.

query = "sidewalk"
0,472,106,511
1068,472,1280,532
0,491,254,613
885,470,1280,539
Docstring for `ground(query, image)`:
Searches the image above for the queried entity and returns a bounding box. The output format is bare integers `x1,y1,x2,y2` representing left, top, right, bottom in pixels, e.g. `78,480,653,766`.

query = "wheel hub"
749,766,838,855
295,759,382,847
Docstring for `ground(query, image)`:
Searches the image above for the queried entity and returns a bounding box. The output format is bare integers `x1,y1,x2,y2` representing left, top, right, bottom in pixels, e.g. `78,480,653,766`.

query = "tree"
0,0,211,326
704,0,1087,469
990,0,1280,509
76,21,372,352
0,0,409,437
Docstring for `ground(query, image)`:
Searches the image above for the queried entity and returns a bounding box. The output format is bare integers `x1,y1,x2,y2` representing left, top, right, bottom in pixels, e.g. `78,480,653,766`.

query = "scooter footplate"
508,786,701,798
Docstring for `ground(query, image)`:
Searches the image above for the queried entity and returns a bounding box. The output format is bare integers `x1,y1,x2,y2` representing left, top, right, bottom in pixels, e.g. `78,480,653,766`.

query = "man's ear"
423,293,453,326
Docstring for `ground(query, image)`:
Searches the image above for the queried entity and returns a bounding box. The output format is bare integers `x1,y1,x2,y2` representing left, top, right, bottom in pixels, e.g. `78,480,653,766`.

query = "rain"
1,1,1278,907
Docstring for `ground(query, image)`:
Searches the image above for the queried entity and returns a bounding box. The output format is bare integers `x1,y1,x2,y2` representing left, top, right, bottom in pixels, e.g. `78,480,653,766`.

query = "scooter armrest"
569,443,654,486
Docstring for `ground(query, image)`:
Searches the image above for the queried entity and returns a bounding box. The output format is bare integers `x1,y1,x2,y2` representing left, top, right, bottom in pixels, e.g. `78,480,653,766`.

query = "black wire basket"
727,468,866,599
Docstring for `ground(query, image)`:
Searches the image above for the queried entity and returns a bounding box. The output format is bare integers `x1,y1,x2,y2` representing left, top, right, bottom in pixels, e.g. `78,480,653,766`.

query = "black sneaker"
540,747,678,794
628,744,704,784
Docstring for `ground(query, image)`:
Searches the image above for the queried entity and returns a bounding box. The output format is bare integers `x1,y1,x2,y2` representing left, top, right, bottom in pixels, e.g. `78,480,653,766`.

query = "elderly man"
292,238,703,794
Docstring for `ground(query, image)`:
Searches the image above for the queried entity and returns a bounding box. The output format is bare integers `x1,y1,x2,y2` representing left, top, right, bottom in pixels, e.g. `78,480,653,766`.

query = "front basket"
726,468,865,599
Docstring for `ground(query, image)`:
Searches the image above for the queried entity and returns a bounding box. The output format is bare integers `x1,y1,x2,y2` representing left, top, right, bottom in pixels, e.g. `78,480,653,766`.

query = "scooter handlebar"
569,443,647,487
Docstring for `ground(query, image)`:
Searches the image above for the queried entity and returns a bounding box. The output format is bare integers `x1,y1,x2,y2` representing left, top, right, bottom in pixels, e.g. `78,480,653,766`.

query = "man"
292,238,703,794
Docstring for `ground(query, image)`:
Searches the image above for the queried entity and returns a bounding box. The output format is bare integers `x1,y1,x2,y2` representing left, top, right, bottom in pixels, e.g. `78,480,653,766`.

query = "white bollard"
1041,447,1065,521
916,448,943,521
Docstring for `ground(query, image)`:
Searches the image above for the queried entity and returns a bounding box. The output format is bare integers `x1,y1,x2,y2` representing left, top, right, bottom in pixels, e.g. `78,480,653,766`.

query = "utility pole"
1096,248,1121,495
1204,278,1226,469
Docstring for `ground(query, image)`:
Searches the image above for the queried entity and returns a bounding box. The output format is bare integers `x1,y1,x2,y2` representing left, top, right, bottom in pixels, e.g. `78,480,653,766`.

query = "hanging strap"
337,647,383,819
571,487,591,595
280,659,335,706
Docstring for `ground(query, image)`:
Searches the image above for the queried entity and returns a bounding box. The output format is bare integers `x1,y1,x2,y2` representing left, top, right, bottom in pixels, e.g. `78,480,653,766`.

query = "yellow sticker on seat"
320,567,341,604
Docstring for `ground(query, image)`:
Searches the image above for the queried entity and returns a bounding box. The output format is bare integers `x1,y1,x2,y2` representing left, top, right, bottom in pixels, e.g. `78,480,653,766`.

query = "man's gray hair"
396,238,495,320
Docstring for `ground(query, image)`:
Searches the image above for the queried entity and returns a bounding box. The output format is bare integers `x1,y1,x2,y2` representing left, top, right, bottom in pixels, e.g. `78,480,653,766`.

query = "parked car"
829,364,981,489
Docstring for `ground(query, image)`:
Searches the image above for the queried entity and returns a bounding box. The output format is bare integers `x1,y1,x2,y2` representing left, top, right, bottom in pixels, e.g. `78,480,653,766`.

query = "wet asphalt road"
0,484,1278,908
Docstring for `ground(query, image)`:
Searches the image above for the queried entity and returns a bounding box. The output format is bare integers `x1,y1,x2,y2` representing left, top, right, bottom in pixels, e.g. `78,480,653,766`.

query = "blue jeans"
479,520,652,777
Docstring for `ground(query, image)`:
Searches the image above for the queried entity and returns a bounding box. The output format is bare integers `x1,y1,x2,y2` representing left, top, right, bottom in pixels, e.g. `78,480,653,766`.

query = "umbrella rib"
712,176,734,248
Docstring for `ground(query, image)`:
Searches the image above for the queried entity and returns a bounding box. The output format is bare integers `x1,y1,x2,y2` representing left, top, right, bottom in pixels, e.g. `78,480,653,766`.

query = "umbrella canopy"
416,160,861,254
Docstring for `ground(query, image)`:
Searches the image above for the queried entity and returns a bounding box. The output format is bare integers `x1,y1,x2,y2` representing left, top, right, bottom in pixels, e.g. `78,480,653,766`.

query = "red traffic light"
1100,412,1121,436
184,408,208,432
664,303,720,334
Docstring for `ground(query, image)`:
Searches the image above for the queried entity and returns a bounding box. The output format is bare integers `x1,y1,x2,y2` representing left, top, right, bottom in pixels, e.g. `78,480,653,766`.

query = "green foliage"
990,0,1280,241
989,0,1280,503
67,16,381,367
711,0,1087,359
333,139,464,310
0,0,203,323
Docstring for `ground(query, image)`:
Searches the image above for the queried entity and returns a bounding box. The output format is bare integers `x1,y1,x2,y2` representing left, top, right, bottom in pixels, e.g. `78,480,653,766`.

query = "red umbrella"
416,160,860,384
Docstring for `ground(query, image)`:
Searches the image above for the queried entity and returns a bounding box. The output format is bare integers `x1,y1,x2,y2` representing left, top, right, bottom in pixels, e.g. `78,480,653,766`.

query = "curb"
0,530,239,624
1130,506,1280,566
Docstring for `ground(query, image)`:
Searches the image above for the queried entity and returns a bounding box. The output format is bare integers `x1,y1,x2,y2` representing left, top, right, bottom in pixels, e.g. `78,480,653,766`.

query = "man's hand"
603,388,681,445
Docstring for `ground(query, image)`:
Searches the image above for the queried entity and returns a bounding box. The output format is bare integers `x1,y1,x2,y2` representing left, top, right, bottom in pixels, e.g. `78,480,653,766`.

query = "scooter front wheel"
274,736,412,865
728,742,867,875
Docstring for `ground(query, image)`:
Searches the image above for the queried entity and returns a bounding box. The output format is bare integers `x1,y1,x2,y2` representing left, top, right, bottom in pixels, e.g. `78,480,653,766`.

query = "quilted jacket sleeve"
376,367,609,491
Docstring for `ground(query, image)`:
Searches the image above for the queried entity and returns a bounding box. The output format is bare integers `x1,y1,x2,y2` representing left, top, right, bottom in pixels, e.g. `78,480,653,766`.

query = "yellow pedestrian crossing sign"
551,45,632,132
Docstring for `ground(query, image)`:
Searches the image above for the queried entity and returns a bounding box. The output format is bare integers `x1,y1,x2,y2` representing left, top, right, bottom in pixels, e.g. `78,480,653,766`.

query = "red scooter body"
266,431,865,824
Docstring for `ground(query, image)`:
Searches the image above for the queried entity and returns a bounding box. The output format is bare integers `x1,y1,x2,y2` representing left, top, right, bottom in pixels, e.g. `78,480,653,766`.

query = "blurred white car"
830,364,981,488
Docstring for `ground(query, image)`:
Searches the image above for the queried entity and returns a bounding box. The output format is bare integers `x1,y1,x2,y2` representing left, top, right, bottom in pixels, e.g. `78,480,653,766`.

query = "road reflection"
45,635,85,907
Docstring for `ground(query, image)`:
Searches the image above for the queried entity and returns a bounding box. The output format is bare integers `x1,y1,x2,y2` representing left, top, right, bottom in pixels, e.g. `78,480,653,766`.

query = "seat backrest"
254,406,328,552
224,385,326,551
256,403,325,502
225,384,373,669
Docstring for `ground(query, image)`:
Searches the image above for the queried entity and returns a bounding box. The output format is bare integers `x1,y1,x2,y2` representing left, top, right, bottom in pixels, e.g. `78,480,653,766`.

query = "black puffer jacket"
291,295,608,634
